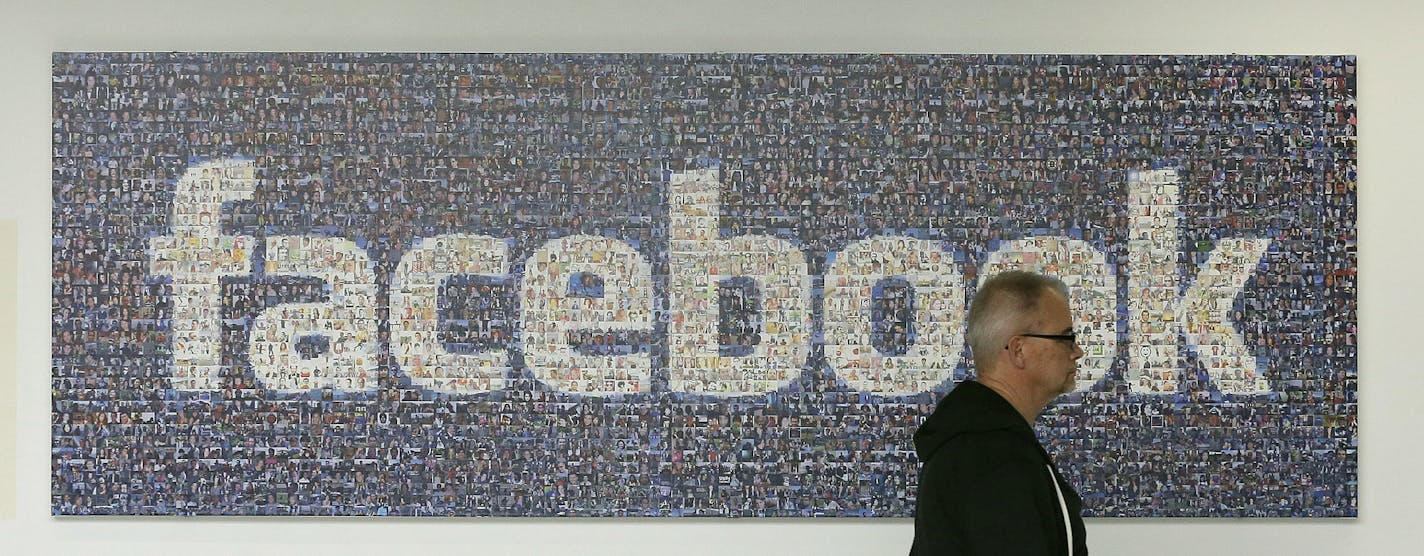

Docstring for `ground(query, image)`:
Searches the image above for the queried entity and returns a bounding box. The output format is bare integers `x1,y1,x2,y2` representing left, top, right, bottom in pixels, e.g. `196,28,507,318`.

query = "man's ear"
1003,335,1030,369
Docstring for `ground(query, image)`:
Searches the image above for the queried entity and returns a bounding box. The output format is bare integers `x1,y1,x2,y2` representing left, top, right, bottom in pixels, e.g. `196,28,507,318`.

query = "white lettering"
391,234,512,394
1182,238,1273,394
520,235,654,395
249,236,378,391
667,169,812,395
1126,169,1271,393
823,236,964,394
1126,169,1183,392
151,159,1277,398
147,159,256,390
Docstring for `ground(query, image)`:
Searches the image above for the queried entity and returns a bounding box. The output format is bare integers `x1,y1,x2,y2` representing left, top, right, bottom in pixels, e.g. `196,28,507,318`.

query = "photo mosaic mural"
52,53,1357,517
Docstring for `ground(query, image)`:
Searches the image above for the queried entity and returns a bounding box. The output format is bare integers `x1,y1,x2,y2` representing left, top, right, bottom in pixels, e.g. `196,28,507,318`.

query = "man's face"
1023,291,1085,396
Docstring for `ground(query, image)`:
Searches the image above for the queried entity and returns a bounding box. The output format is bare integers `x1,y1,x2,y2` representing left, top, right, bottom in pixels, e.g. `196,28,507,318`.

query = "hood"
913,380,1043,463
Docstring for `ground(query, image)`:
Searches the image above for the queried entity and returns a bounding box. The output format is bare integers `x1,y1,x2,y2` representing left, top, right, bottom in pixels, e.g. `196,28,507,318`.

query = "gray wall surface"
2,1,1416,554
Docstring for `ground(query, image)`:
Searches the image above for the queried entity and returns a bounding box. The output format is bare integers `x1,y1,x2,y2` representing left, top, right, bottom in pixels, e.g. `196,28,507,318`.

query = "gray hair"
965,270,1070,370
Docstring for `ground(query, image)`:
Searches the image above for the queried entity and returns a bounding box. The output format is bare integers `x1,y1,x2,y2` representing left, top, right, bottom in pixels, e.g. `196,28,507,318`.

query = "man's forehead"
1036,291,1074,324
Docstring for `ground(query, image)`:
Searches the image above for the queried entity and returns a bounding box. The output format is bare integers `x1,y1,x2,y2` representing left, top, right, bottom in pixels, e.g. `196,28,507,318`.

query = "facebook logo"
53,53,1356,518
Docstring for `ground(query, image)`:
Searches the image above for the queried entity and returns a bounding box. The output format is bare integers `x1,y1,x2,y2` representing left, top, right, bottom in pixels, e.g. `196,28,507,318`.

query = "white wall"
2,1,1418,554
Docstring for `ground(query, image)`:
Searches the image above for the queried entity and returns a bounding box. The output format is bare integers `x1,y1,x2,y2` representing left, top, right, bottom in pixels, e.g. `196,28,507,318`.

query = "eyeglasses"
1005,332,1078,349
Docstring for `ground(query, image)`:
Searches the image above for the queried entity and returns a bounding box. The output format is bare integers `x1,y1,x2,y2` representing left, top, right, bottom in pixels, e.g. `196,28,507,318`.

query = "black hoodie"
910,380,1088,555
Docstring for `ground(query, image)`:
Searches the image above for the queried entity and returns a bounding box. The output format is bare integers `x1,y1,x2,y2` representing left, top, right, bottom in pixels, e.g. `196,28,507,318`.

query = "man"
911,270,1088,555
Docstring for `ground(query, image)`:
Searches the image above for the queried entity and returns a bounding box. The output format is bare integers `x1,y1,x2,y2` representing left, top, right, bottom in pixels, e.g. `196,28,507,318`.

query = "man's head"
966,270,1083,398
